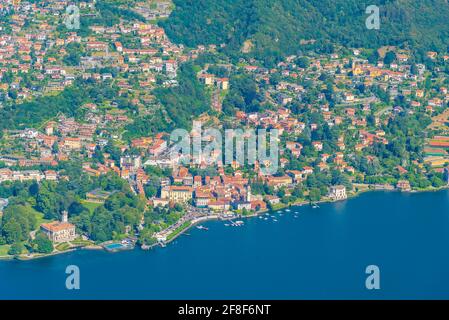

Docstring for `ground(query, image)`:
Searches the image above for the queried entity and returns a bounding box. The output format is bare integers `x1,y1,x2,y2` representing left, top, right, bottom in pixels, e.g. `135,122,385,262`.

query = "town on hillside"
1,0,449,258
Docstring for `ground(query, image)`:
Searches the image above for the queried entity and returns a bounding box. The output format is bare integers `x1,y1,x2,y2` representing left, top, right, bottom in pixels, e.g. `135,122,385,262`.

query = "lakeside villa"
40,211,76,243
329,185,347,201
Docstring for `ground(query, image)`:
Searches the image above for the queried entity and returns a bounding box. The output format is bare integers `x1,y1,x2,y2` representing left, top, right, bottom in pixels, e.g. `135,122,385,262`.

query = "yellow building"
160,186,193,203
63,137,82,150
424,156,449,168
352,66,363,76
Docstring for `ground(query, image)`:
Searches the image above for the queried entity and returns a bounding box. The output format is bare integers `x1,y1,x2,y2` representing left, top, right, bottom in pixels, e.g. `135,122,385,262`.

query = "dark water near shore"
1,190,449,299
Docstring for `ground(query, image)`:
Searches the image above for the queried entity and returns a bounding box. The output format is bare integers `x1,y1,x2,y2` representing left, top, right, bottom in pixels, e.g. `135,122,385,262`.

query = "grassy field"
0,245,11,256
81,200,102,213
271,203,287,211
56,242,71,251
34,211,51,228
71,237,93,246
167,221,191,241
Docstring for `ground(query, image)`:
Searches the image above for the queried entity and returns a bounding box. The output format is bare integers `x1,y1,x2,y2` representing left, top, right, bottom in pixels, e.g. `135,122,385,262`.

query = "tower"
61,210,68,223
246,185,251,202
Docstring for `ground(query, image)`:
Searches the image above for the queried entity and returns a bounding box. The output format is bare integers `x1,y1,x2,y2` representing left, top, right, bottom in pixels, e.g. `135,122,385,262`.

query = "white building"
329,185,347,200
40,212,76,243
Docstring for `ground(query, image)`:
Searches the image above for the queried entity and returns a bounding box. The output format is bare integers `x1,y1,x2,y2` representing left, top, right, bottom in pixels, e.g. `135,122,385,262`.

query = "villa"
40,212,76,243
329,185,347,201
160,186,193,203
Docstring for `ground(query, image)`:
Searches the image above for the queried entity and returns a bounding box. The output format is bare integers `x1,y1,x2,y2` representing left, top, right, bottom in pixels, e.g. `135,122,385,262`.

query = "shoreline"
159,184,449,247
2,185,448,261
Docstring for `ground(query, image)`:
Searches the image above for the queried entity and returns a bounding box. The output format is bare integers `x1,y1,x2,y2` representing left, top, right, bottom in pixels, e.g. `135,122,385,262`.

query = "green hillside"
161,0,449,65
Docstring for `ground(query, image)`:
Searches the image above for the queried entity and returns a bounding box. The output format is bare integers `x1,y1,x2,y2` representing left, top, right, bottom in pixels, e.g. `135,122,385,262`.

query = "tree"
144,179,160,198
296,57,310,68
68,202,89,216
33,233,54,254
8,243,24,256
52,142,59,154
2,219,23,244
138,227,156,246
292,185,304,198
368,50,379,64
161,0,449,66
309,188,321,202
383,51,396,65
1,204,37,244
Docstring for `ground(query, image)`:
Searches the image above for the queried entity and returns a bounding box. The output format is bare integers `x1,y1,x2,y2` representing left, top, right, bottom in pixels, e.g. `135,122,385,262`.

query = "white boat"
273,219,278,222
196,225,209,231
285,209,291,212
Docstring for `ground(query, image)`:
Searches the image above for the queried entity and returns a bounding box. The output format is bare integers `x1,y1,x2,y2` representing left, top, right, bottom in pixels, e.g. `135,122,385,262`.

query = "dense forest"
124,62,210,139
161,0,449,65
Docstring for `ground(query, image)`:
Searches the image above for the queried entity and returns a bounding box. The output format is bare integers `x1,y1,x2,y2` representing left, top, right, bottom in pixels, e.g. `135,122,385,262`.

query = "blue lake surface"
1,190,449,299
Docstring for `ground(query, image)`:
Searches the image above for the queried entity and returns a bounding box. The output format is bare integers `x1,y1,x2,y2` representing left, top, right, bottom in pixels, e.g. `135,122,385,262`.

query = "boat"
224,224,230,227
196,225,209,231
285,209,291,212
273,219,278,222
264,218,268,220
235,221,244,226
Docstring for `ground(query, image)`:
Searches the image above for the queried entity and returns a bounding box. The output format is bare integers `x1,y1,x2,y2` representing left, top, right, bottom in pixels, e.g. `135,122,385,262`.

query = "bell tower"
61,210,68,223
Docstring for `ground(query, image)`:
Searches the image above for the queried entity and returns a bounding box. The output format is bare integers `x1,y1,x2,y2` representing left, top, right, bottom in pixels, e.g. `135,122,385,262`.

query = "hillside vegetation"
161,0,449,65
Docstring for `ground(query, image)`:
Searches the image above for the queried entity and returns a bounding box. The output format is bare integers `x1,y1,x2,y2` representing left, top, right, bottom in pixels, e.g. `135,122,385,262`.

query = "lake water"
1,190,449,299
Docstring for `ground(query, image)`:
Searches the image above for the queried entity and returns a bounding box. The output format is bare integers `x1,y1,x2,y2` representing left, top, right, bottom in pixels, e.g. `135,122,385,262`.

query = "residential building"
329,185,347,200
